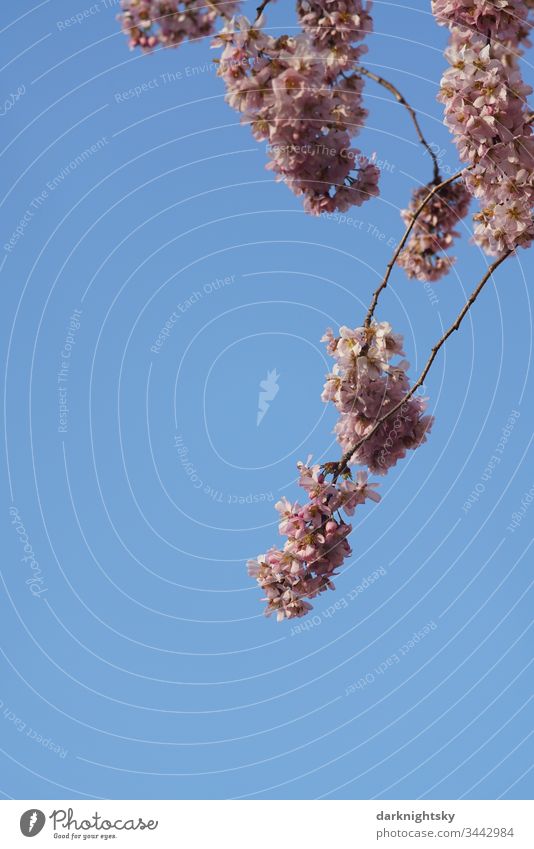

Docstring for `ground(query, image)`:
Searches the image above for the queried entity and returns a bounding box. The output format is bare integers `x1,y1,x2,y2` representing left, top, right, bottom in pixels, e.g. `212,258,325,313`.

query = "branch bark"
254,0,272,22
355,65,441,183
333,250,512,477
364,168,466,328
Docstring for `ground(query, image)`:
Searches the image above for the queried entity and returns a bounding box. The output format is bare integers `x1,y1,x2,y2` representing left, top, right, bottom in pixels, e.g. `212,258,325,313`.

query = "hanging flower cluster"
321,321,433,473
296,0,373,49
397,180,472,281
119,0,239,51
433,0,534,254
432,0,532,43
249,321,433,620
119,0,379,212
247,462,380,620
214,3,379,214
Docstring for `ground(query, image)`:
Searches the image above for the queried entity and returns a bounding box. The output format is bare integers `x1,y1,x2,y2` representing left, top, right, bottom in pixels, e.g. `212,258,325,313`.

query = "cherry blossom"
119,0,239,51
248,320,433,621
120,0,380,212
214,10,379,213
297,0,373,58
247,460,379,620
398,180,472,281
433,1,534,254
432,0,532,44
321,322,434,473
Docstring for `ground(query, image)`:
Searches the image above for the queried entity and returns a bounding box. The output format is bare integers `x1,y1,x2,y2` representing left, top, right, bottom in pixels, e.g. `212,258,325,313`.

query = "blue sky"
1,0,532,799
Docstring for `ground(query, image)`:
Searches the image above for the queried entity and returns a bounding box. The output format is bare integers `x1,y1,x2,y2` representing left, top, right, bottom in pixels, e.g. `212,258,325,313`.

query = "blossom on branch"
214,9,379,213
248,319,434,621
433,0,534,254
322,322,434,473
398,180,471,281
119,0,239,50
297,0,373,53
119,0,380,212
432,0,532,43
247,461,379,620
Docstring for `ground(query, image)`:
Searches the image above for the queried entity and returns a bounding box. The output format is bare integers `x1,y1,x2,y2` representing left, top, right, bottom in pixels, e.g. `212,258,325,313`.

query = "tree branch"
254,0,272,22
364,168,466,328
355,65,441,183
333,250,512,477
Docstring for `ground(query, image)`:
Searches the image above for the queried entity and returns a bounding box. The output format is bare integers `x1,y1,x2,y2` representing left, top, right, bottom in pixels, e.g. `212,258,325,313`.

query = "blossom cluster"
119,0,239,51
249,320,433,621
432,0,532,43
214,3,380,214
321,322,433,473
398,180,471,281
247,461,380,620
433,0,534,254
119,0,380,213
297,0,373,47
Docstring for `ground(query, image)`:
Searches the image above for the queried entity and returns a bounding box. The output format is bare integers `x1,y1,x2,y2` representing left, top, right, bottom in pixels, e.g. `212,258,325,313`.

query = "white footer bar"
1,799,532,847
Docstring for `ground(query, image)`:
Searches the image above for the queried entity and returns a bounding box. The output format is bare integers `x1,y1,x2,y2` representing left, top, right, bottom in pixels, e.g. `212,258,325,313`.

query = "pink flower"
214,11,379,214
433,2,534,255
432,0,532,44
119,0,240,50
248,317,434,621
248,455,379,620
322,322,434,474
338,471,381,514
398,180,472,281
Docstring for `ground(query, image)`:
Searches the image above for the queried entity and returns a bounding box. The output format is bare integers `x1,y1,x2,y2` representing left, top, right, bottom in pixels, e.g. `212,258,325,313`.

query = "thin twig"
355,65,442,184
254,0,272,23
364,168,466,328
333,250,512,477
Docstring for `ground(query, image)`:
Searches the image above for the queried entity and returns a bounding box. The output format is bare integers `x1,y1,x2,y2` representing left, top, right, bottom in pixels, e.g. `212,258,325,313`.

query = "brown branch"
333,250,512,477
254,0,272,22
364,168,466,328
355,65,441,184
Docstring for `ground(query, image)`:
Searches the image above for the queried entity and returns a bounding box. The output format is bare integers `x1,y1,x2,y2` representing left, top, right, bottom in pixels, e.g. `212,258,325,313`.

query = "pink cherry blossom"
432,0,532,44
247,320,434,620
247,460,380,620
398,180,472,281
433,1,534,254
214,11,379,214
321,322,434,473
119,0,239,51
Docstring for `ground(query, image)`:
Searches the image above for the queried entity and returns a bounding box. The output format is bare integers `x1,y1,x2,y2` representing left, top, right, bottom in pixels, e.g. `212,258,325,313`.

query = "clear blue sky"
1,0,532,799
